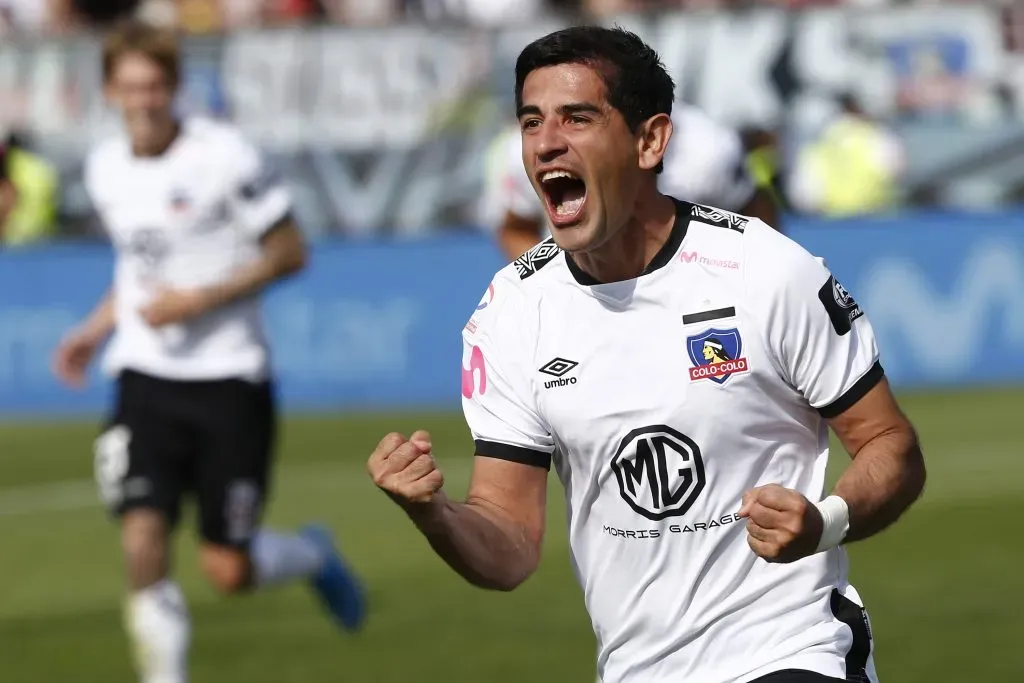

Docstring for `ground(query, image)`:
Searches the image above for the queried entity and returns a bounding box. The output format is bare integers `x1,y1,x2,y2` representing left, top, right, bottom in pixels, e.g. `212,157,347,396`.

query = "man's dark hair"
515,26,675,173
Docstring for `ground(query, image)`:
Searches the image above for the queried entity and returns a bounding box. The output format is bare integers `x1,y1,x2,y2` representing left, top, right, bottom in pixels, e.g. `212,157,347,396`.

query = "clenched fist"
737,484,823,563
367,431,445,507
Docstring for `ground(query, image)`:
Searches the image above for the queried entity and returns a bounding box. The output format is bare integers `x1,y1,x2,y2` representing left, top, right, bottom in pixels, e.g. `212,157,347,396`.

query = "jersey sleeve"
225,133,292,238
661,118,755,212
744,222,883,417
461,274,554,469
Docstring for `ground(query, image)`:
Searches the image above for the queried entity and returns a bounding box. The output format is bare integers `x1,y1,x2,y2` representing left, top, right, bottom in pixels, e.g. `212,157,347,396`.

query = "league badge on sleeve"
476,282,495,311
818,275,864,336
465,281,495,335
687,328,749,384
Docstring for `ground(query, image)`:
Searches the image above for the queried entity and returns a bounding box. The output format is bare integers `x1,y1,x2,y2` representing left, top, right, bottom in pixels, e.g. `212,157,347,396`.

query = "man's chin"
550,221,595,253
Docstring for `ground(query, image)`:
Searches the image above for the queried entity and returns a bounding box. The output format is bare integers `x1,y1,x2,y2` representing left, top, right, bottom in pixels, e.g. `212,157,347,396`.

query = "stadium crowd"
0,0,1010,33
2,0,1015,247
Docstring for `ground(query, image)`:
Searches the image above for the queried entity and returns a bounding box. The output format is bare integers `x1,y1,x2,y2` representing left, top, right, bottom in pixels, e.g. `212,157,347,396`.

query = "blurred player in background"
369,26,925,683
481,101,780,261
52,22,365,683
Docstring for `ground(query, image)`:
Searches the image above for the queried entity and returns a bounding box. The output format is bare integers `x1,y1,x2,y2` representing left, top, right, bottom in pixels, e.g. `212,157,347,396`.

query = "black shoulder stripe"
817,362,885,418
475,440,552,470
690,204,748,233
514,237,562,280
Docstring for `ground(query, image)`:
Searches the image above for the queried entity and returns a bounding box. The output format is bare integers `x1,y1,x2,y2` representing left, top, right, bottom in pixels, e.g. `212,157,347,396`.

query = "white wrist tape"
814,495,850,553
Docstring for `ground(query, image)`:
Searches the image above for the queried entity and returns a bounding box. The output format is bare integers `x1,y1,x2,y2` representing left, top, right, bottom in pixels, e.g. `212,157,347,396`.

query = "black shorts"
94,369,277,548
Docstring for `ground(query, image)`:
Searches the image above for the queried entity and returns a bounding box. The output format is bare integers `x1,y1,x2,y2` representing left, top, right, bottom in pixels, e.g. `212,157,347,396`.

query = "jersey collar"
565,197,693,286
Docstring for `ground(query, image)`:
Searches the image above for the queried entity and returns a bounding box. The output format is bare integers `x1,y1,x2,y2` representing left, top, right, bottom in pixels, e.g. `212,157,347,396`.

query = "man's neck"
570,190,677,285
132,119,180,158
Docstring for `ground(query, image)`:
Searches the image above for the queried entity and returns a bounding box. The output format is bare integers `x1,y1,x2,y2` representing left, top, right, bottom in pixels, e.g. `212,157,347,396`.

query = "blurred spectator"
408,0,545,26
49,0,141,30
585,0,663,18
0,130,60,247
789,93,905,217
741,126,789,213
0,146,15,235
321,0,396,25
0,0,52,35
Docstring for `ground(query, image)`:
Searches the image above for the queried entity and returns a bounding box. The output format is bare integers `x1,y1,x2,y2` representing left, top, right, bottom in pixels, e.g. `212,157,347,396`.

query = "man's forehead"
521,63,609,107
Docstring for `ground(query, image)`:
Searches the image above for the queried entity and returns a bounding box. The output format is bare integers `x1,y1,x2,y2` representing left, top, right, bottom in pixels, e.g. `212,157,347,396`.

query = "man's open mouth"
540,170,587,225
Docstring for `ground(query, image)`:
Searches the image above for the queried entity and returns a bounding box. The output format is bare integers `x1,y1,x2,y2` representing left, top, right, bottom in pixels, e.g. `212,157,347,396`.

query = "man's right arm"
372,437,548,591
78,288,116,342
53,287,116,387
369,274,554,590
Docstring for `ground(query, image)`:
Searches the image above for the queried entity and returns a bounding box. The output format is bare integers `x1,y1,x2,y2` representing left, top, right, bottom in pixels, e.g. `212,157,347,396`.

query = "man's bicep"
467,455,548,544
826,377,915,459
460,276,553,541
461,292,553,459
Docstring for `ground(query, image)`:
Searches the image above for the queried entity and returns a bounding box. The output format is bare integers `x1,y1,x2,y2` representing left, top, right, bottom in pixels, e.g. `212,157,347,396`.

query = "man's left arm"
826,378,925,543
741,377,926,562
196,216,307,309
739,226,924,562
141,140,306,327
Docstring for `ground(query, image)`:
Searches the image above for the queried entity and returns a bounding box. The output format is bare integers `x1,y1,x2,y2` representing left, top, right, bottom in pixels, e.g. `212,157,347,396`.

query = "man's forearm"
81,289,116,341
199,222,306,311
406,492,539,592
199,256,293,311
833,427,926,543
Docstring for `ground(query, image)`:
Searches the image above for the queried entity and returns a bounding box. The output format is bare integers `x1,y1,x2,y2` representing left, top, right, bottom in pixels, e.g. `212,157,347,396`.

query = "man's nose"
534,120,568,164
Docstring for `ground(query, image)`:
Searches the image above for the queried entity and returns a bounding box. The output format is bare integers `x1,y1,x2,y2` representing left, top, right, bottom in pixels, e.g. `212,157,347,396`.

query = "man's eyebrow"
558,102,601,116
516,102,602,118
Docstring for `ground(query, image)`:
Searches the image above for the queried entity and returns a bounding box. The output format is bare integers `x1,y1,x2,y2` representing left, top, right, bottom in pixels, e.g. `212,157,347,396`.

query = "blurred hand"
53,329,102,389
367,431,445,506
737,484,823,563
139,287,209,328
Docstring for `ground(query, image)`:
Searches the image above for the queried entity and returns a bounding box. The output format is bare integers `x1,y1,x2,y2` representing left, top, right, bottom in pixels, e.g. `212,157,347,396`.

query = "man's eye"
521,119,541,130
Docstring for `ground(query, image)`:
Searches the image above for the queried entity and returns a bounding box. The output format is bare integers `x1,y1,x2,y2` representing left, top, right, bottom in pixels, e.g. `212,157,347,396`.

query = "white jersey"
480,105,756,230
461,200,881,683
84,117,291,382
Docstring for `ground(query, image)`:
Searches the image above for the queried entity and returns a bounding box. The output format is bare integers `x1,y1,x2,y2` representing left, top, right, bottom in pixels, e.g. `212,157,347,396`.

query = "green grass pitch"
0,387,1021,682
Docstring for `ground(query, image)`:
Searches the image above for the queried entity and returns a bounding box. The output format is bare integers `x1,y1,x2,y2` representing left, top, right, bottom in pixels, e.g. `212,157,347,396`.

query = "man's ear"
637,113,673,172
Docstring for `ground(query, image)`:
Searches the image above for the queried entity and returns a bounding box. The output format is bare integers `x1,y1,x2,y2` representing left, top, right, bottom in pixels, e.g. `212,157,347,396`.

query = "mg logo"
611,425,705,521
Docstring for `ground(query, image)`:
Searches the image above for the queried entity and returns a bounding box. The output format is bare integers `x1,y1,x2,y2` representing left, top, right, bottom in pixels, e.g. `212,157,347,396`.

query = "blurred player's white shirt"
462,201,881,683
480,104,755,231
85,117,291,382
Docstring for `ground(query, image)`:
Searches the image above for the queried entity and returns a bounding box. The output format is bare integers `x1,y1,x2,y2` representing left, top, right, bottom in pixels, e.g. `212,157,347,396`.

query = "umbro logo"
514,238,562,280
539,357,578,389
